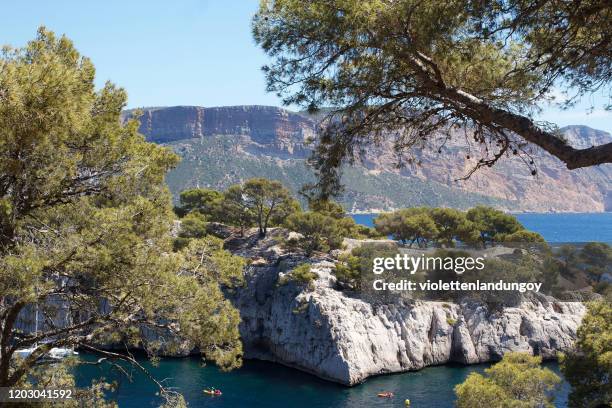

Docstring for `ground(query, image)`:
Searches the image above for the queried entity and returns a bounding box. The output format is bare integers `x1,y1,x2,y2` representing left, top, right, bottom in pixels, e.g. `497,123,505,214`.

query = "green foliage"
539,256,561,294
333,243,404,294
466,206,525,247
218,184,257,235
455,352,560,408
0,28,243,397
468,250,550,288
175,188,223,219
174,237,245,368
254,0,611,194
375,208,438,247
179,212,208,238
222,178,299,237
164,135,511,212
561,301,612,407
557,245,579,277
333,253,362,290
284,198,380,254
279,263,317,287
284,211,345,255
579,242,612,283
429,208,478,248
13,358,116,407
502,230,546,244
307,198,346,219
375,206,526,248
173,212,210,250
551,243,611,295
420,248,561,303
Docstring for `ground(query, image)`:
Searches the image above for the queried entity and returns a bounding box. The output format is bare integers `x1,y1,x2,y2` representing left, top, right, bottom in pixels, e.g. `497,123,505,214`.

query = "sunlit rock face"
227,229,586,386
127,105,611,213
129,105,314,158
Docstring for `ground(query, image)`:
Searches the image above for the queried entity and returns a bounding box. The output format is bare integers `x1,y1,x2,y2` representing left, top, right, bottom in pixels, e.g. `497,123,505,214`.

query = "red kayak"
203,389,222,396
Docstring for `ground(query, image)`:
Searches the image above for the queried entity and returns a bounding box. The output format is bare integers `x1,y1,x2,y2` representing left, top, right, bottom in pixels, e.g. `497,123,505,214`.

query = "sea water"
73,355,569,407
352,212,612,243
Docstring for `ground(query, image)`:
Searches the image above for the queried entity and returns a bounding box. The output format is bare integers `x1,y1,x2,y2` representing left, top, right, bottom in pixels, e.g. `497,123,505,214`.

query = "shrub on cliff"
173,212,208,250
333,253,363,290
561,301,612,407
279,264,317,287
284,198,380,255
333,244,411,295
174,188,224,219
455,353,560,408
284,211,345,255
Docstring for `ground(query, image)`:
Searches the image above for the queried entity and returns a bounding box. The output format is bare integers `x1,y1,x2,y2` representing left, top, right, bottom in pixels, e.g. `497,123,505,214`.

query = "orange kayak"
377,392,394,398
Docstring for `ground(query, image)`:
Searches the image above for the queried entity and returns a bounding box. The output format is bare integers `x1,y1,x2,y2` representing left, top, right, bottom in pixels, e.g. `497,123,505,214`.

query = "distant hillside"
125,106,612,212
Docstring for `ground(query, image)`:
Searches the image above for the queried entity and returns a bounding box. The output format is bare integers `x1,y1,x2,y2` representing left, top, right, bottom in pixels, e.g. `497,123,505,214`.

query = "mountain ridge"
124,105,611,212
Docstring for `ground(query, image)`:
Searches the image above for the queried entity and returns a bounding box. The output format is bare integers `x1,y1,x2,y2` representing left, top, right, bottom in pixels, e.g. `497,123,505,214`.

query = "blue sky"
2,0,610,133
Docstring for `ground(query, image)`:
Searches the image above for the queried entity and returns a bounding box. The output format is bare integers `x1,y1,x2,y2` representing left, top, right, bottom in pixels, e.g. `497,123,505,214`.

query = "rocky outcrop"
230,230,586,385
126,105,314,158
129,105,612,212
13,228,587,385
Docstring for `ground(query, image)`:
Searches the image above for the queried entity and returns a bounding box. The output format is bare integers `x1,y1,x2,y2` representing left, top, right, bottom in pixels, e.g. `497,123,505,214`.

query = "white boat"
14,304,78,360
14,346,77,360
48,347,78,359
14,347,36,359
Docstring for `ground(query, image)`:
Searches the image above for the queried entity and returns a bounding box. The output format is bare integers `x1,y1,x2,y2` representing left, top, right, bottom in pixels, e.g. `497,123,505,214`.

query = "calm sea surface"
74,355,569,408
352,212,612,243
73,213,608,407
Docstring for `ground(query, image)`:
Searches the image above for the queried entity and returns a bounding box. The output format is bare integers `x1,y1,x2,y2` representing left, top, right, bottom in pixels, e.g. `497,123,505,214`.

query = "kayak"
203,390,222,396
377,392,394,398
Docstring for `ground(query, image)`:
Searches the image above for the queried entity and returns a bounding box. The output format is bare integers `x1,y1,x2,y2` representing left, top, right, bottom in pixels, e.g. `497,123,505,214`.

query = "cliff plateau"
126,105,612,212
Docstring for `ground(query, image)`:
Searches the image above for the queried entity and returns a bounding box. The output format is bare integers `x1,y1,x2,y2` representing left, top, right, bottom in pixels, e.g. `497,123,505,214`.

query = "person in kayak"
204,387,222,396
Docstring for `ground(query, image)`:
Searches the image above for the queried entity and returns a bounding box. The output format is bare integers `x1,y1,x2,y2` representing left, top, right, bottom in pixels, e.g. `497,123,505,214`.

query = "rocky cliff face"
14,227,587,385
227,229,586,385
128,105,611,213
130,105,314,158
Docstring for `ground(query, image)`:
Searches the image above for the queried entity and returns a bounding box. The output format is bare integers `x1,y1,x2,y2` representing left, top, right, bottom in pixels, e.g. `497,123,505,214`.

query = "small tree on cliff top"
467,206,525,247
224,178,299,237
175,187,224,219
374,208,438,247
0,28,243,400
254,0,611,197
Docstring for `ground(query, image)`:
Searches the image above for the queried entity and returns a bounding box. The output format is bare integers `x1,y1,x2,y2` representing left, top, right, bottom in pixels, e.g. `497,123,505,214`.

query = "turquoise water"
73,356,569,407
352,212,612,243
